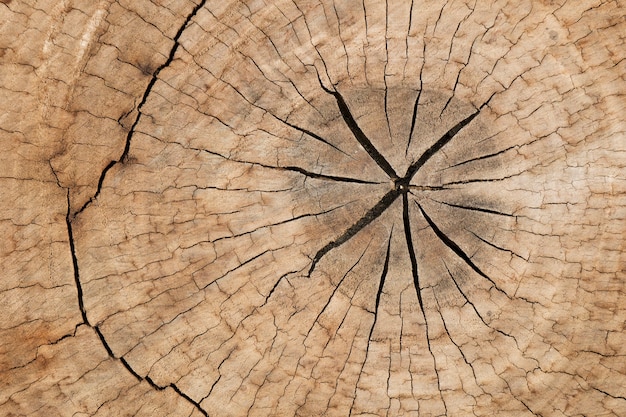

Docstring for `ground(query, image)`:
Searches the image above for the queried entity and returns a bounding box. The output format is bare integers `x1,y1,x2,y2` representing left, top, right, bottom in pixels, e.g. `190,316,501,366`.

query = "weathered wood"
1,0,625,416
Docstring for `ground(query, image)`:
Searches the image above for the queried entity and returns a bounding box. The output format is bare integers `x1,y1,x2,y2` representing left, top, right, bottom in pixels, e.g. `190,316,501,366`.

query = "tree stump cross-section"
1,0,625,416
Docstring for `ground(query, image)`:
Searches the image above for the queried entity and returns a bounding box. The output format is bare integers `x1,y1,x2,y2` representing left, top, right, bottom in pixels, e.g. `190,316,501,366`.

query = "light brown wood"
1,0,625,416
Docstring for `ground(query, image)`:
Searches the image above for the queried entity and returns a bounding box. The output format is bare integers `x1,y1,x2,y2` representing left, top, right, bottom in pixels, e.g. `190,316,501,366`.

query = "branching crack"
442,262,517,344
56,3,531,406
304,93,495,293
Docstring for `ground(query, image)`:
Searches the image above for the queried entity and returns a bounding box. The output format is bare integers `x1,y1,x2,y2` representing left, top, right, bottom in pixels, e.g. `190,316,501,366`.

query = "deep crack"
65,2,212,415
307,189,399,277
318,81,399,179
305,91,494,291
76,0,210,216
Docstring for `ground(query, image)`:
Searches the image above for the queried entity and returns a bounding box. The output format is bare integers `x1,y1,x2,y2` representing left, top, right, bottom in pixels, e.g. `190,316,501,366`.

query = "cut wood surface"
1,0,625,416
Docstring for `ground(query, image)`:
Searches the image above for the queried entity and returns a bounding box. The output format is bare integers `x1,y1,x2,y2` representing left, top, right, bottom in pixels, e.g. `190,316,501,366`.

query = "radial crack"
447,145,516,169
405,95,493,181
433,291,484,392
350,234,393,417
403,193,425,313
208,69,350,157
370,229,393,321
280,165,380,184
438,170,524,187
441,261,520,351
306,240,372,336
308,189,399,276
469,230,528,261
318,80,398,179
442,262,483,320
416,202,508,297
433,199,515,217
406,86,423,156
281,118,350,156
194,146,377,185
210,204,347,245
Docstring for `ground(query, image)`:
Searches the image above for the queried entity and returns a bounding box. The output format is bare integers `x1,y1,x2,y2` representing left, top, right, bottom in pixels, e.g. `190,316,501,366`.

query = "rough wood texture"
1,0,625,416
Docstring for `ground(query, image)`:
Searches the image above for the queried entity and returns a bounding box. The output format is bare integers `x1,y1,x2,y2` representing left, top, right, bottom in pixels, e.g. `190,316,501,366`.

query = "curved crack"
76,0,209,216
64,2,211,415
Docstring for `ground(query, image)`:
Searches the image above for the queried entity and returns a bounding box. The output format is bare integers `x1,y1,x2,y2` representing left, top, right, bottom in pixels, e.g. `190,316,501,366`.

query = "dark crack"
433,199,515,217
404,95,493,181
406,86,423,155
307,189,399,277
65,189,88,324
369,229,393,321
304,94,495,302
447,145,517,169
318,80,399,179
76,0,210,216
62,2,212,415
190,145,378,185
403,193,425,313
416,202,509,298
306,241,372,337
280,113,350,157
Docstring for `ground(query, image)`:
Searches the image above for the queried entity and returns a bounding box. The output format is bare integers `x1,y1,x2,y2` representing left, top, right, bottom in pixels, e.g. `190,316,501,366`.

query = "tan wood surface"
1,0,625,416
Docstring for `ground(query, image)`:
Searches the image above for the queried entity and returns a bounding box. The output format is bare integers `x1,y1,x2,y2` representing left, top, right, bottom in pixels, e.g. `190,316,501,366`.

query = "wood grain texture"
1,0,625,416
